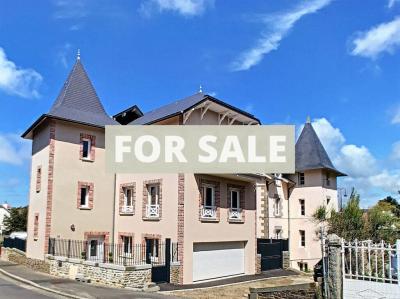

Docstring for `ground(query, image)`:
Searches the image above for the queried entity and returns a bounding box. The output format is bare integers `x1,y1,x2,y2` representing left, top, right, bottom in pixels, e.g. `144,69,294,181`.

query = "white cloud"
307,118,345,159
388,0,400,9
0,47,42,99
0,133,31,166
53,0,88,19
231,0,332,71
368,170,400,193
391,105,400,124
140,0,213,17
304,118,399,206
391,141,400,160
336,145,377,178
351,17,400,59
56,43,72,68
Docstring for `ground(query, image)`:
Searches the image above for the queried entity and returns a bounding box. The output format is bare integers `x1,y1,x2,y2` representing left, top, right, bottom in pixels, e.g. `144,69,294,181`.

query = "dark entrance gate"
257,238,288,271
146,238,171,283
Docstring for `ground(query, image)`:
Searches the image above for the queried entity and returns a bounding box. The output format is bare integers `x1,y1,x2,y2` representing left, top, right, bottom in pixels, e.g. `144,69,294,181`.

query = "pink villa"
21,56,344,286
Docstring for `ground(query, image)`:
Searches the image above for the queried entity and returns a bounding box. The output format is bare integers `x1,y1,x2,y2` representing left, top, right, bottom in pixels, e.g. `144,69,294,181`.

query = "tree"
365,200,400,243
3,206,28,235
313,189,365,240
312,189,400,243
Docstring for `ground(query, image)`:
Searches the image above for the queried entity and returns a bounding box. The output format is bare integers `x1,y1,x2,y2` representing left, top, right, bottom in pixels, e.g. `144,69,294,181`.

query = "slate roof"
22,59,117,138
48,59,118,126
130,93,259,125
296,122,345,176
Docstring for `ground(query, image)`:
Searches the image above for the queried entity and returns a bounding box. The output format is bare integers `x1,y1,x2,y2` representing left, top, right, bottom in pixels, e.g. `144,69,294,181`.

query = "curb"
0,268,86,299
160,274,299,293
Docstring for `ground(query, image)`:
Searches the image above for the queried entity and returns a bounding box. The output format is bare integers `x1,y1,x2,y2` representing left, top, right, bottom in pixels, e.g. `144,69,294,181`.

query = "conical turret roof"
296,121,345,176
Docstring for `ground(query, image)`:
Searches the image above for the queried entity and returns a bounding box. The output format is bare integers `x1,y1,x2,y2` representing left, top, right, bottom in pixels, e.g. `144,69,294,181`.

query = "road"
0,273,58,299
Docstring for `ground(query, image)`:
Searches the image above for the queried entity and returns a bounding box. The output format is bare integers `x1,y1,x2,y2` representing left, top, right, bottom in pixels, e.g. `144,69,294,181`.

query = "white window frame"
300,199,305,216
230,189,240,210
299,230,306,247
80,186,89,208
273,198,281,216
147,184,159,205
124,187,134,207
82,138,91,160
274,228,282,239
123,236,132,255
299,172,305,185
326,196,331,205
203,185,215,208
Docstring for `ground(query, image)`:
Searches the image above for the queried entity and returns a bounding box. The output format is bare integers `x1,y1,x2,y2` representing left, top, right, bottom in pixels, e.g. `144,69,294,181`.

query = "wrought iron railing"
48,238,178,266
146,204,160,218
200,206,217,219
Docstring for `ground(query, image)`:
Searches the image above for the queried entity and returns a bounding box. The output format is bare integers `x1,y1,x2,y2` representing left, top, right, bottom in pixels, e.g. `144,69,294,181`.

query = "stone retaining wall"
248,283,316,299
0,247,155,289
1,247,50,273
47,256,151,289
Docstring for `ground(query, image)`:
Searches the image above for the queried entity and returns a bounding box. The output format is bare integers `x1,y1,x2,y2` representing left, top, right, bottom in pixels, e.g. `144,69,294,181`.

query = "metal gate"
257,238,288,271
146,238,171,283
342,239,400,299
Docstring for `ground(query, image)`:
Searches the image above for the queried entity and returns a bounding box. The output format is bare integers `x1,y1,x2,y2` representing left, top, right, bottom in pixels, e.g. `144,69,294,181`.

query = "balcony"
228,208,242,220
200,206,217,220
146,204,160,218
120,205,134,214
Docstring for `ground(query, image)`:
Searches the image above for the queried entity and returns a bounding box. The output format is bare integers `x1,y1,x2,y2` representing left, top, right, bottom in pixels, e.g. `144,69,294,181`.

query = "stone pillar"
255,254,261,274
282,251,290,269
327,234,342,299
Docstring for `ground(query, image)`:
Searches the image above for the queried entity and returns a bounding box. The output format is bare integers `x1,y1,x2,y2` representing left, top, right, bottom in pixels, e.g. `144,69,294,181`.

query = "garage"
193,241,245,282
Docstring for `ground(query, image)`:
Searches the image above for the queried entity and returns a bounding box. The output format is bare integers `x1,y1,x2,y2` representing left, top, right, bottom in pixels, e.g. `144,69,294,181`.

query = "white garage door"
193,242,245,282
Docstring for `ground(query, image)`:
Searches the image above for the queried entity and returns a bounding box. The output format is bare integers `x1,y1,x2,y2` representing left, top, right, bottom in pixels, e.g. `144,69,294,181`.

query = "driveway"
162,274,313,299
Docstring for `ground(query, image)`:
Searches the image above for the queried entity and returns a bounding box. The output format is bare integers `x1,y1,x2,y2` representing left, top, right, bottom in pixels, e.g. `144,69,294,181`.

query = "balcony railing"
228,208,242,220
121,205,134,214
146,204,160,218
201,206,217,219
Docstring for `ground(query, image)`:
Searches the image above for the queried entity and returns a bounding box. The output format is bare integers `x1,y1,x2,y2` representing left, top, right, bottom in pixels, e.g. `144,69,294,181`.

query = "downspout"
111,173,117,244
266,179,275,239
287,183,296,251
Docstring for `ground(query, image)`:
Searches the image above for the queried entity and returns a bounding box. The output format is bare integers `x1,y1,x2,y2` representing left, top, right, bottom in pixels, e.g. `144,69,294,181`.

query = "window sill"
120,212,134,216
142,217,160,221
200,218,219,223
228,218,244,223
34,237,38,241
81,158,94,163
79,207,92,210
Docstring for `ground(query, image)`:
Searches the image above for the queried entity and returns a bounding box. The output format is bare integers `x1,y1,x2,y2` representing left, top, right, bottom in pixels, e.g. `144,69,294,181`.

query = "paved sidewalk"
0,260,178,299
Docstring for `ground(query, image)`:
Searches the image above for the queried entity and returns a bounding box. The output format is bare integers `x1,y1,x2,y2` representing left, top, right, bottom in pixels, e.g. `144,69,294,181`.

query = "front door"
87,237,104,261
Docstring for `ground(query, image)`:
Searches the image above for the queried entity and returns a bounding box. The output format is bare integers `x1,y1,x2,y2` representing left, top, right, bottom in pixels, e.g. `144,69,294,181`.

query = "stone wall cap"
53,256,68,262
170,261,180,266
82,260,98,266
249,282,315,293
98,263,152,271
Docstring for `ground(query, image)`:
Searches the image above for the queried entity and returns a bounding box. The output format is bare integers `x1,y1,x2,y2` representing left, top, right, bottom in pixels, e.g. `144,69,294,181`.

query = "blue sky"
0,0,400,207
